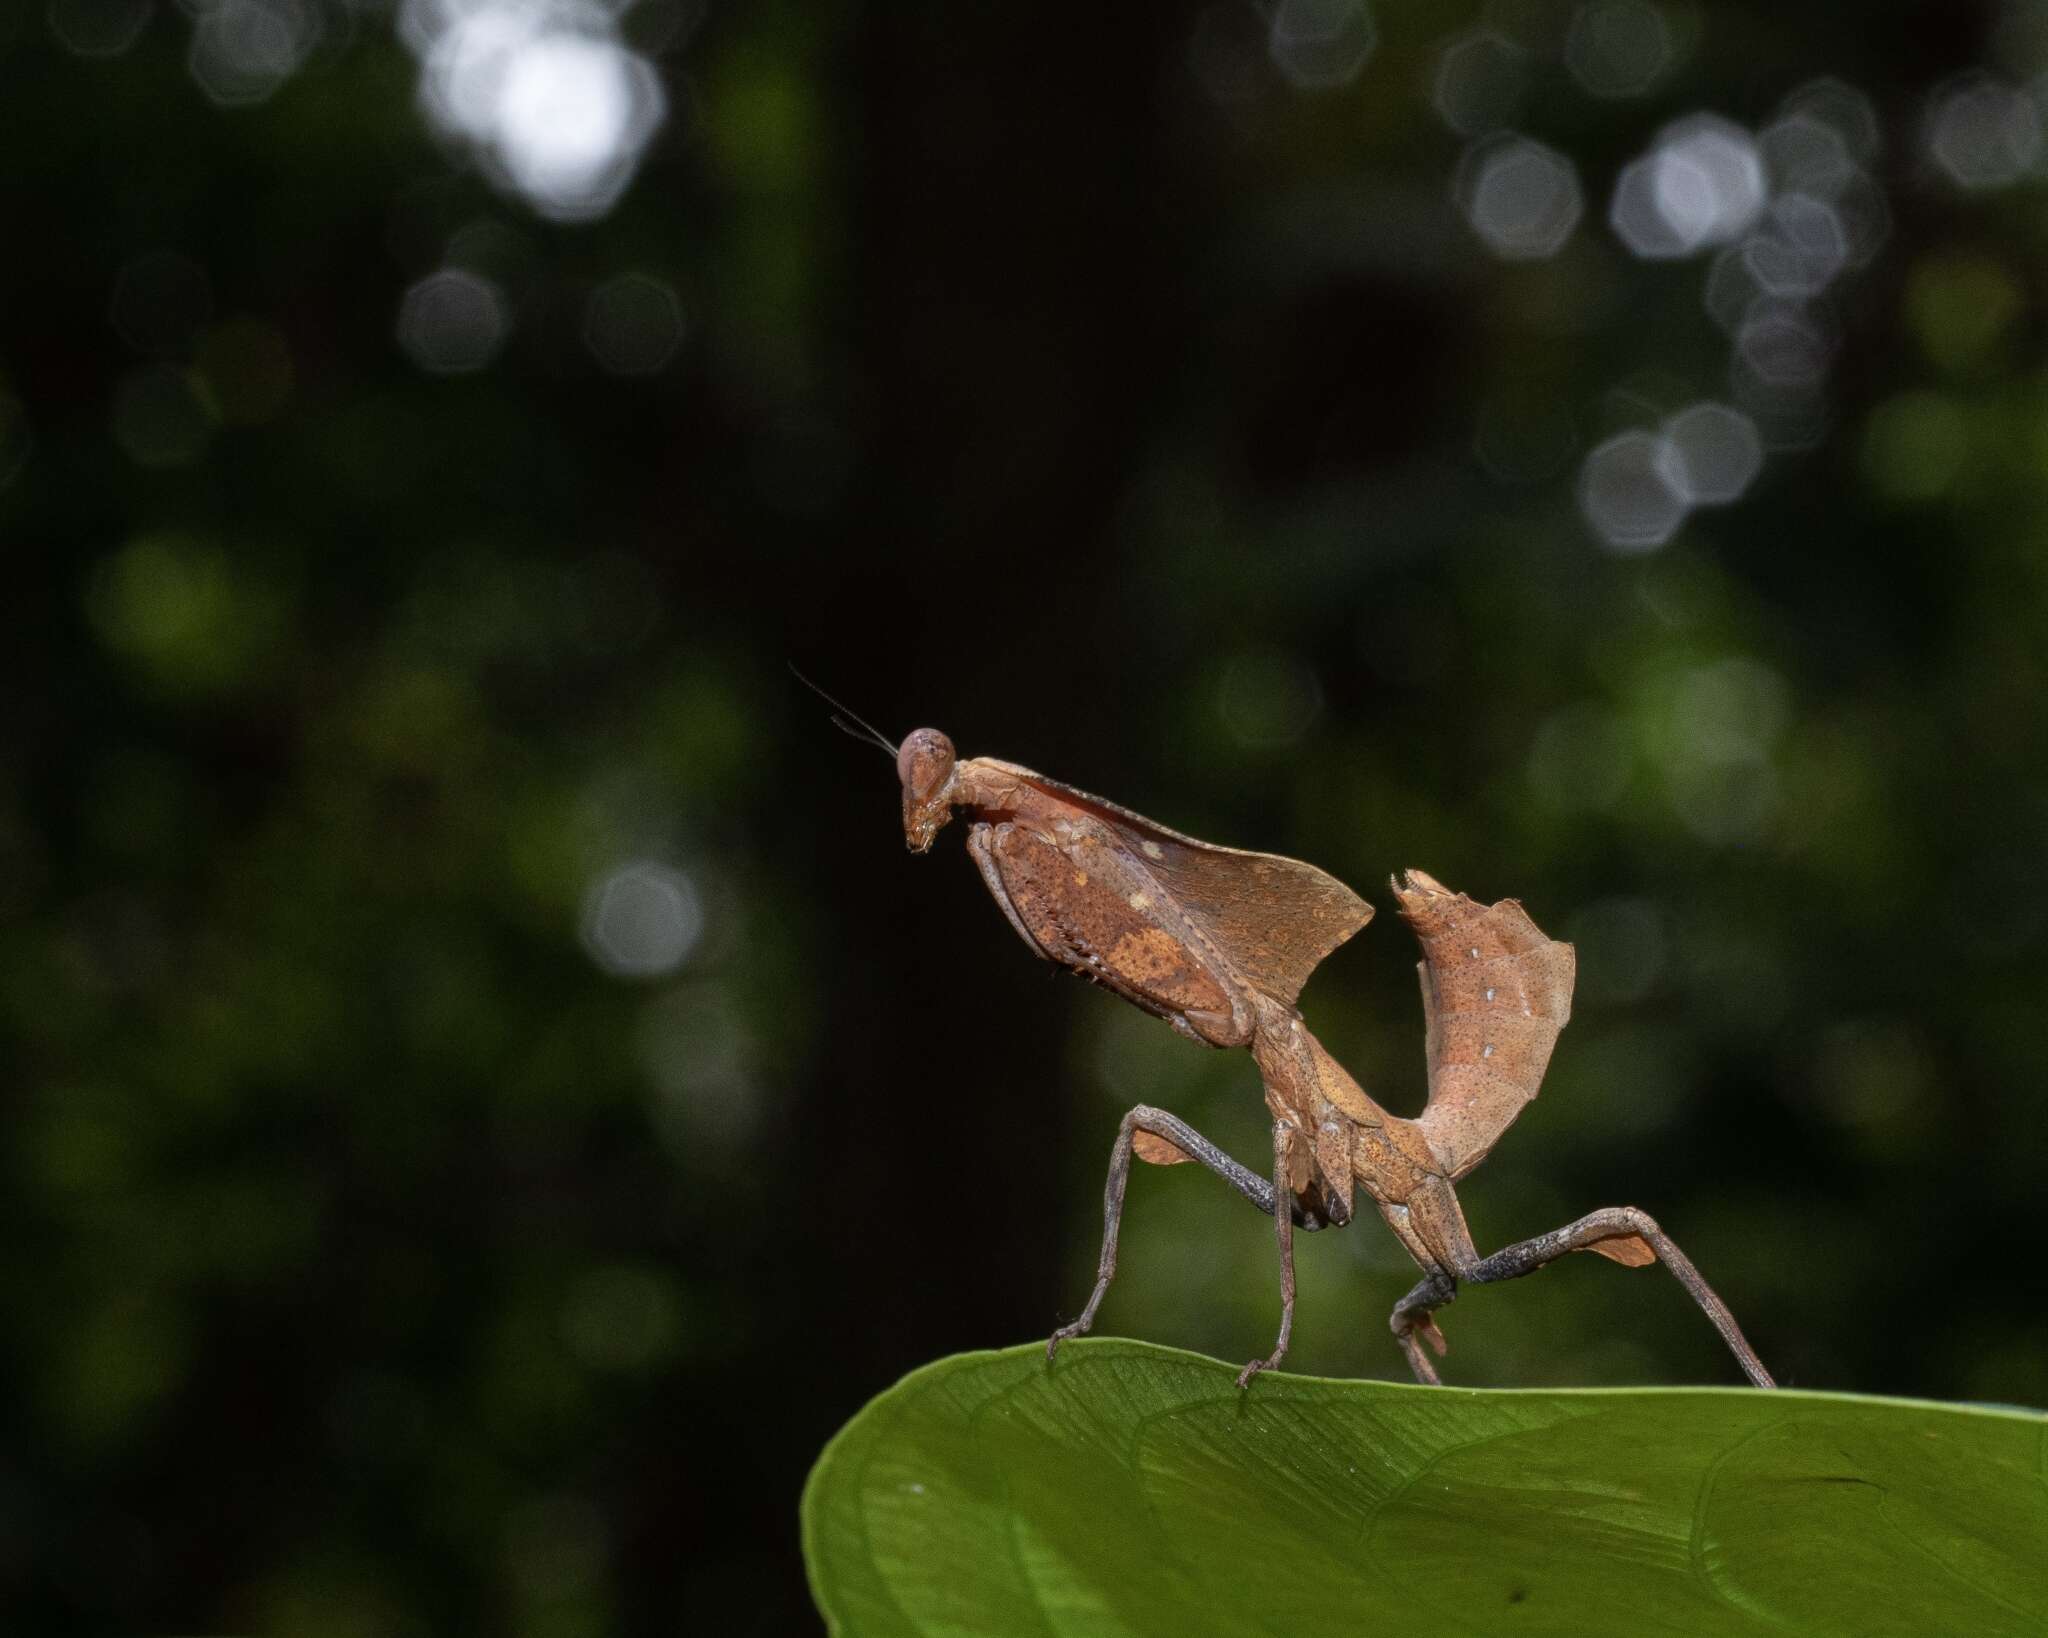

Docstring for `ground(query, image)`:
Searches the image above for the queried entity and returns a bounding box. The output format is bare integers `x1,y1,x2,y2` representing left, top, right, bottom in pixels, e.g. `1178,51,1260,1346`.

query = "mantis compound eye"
896,728,955,801
898,728,958,853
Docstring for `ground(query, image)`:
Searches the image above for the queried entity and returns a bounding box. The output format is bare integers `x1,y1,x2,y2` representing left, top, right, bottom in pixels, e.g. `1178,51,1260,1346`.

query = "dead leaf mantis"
816,688,1775,1391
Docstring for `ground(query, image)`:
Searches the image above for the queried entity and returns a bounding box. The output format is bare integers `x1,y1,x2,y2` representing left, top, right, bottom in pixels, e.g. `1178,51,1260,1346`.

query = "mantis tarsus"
828,694,1774,1390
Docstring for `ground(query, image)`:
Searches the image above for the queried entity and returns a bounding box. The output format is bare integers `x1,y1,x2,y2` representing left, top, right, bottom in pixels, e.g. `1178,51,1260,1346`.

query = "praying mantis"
824,691,1775,1391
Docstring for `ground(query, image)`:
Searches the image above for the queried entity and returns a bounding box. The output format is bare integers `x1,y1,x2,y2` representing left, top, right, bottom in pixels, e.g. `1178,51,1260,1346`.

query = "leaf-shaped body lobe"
970,760,1372,1009
1396,870,1577,1181
1132,1131,1194,1166
1588,1233,1656,1266
986,821,1249,1046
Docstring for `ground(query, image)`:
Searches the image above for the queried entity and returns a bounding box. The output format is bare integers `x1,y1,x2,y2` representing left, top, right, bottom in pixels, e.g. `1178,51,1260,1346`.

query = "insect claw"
1235,1352,1282,1390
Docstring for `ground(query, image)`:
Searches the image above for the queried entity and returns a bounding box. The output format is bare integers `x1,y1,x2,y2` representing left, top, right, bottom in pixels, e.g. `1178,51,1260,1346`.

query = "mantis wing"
993,763,1374,1009
1394,869,1576,1181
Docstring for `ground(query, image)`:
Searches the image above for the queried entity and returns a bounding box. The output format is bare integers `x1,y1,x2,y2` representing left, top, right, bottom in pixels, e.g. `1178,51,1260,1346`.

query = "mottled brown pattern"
999,765,1373,1008
987,823,1238,1030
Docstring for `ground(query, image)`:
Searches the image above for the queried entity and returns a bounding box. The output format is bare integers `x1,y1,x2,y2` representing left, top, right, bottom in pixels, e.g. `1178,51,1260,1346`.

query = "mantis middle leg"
1049,1106,1321,1387
1234,1121,1299,1389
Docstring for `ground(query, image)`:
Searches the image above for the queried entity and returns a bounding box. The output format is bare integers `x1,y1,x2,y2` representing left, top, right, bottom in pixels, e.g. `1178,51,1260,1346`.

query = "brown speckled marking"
989,824,1237,1030
1395,868,1576,1182
1108,927,1194,983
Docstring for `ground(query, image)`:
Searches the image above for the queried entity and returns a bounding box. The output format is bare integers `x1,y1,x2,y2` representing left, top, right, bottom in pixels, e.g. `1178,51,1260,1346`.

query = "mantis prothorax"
832,695,1775,1390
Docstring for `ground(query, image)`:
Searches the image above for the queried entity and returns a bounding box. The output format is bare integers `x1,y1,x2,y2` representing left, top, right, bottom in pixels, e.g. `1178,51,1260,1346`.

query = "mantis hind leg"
1048,1106,1324,1382
1384,1206,1775,1388
1465,1206,1775,1387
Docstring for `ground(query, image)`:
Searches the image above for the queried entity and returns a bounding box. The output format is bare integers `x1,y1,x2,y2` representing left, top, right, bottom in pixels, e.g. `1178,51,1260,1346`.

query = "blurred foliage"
3,0,2048,1630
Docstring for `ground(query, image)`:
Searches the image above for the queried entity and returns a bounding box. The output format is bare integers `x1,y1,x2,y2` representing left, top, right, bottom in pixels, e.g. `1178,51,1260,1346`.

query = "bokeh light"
503,1492,612,1614
1585,71,1892,487
407,0,668,222
1924,73,2041,189
1760,112,1855,200
1266,0,1376,91
1579,428,1688,551
186,0,321,108
86,533,272,695
1744,194,1848,298
1564,0,1678,100
1432,29,1527,137
583,273,685,376
580,861,703,979
560,1265,683,1372
1780,76,1881,161
1459,135,1583,260
395,269,510,374
1658,401,1762,505
638,981,763,1158
1861,390,1969,502
1703,242,1763,334
1661,656,1788,845
1610,114,1765,258
1734,300,1832,397
47,0,153,58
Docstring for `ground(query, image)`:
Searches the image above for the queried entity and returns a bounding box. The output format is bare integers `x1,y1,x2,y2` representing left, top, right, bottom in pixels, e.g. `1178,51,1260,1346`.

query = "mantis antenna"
789,664,898,759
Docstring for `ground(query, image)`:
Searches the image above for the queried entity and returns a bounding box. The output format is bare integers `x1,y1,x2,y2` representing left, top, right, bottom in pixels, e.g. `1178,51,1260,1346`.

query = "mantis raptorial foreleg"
1386,1205,1776,1388
1047,1106,1325,1376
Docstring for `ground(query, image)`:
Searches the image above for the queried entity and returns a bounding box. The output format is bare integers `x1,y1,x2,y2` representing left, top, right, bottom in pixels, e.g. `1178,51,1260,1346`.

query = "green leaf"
803,1340,2047,1637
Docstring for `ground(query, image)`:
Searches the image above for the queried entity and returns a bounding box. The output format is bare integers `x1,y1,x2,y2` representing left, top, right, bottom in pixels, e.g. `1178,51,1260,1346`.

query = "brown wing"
1395,869,1575,1181
985,822,1250,1045
993,763,1374,1008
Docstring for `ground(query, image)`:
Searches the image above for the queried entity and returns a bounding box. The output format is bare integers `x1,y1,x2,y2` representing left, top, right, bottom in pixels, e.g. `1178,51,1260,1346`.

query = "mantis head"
787,671,961,852
898,728,958,853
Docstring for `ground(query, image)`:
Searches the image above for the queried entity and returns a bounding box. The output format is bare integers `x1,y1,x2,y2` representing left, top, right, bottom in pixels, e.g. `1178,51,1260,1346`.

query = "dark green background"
4,0,2044,1630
